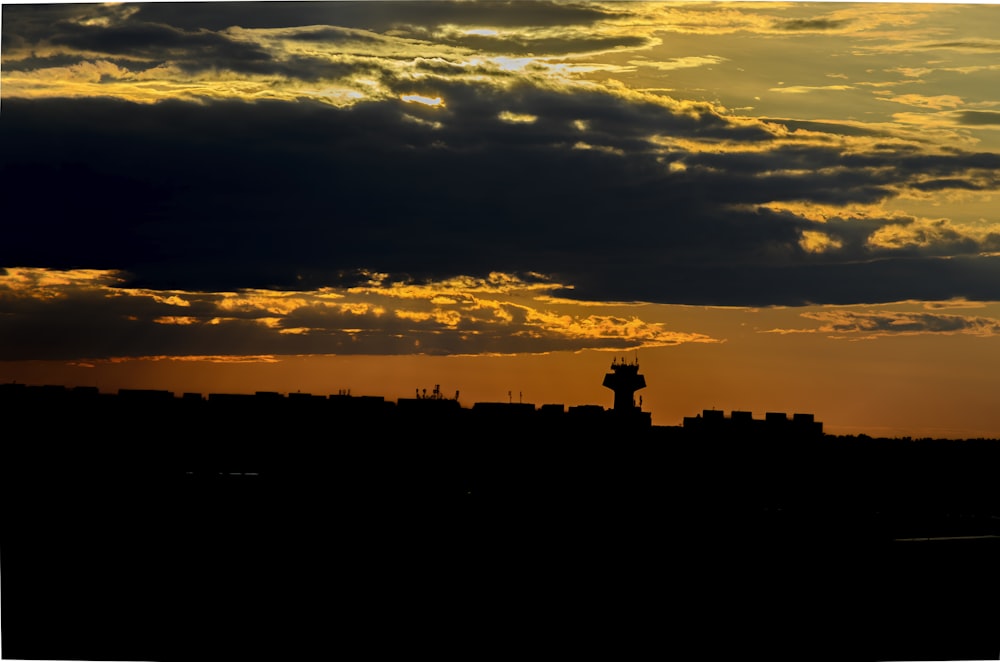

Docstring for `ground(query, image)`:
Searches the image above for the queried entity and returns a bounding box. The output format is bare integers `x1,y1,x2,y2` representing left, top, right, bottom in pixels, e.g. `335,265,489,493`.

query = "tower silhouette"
602,357,646,411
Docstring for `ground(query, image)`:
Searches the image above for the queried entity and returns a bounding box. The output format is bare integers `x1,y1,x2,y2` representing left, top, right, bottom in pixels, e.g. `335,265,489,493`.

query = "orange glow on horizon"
3,337,1000,440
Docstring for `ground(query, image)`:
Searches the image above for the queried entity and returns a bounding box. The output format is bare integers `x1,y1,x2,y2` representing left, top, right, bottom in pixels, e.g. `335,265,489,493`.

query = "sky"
2,0,1000,438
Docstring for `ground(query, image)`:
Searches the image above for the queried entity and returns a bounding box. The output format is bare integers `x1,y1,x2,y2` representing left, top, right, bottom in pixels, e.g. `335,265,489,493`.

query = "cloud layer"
0,267,717,360
3,1,1000,362
3,86,998,305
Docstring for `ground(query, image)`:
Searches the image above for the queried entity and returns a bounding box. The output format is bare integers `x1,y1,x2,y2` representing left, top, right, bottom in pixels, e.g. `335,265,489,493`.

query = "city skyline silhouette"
0,358,1000,660
4,1,1000,659
5,1,1000,441
4,356,1000,661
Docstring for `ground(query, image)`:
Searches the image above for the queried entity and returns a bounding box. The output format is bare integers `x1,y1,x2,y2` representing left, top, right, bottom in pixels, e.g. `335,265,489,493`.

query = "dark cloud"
911,178,988,192
774,18,851,31
672,148,896,206
3,71,1000,306
49,21,249,56
45,19,274,72
0,53,125,72
2,3,639,82
759,118,885,139
0,292,396,359
412,57,508,77
983,233,1000,252
1,1,636,79
1,0,612,44
802,310,1000,336
3,7,382,80
282,26,386,43
956,111,1000,127
419,31,654,57
563,255,1000,307
1,161,173,268
1,3,119,44
0,270,696,360
130,1,617,33
917,40,1000,51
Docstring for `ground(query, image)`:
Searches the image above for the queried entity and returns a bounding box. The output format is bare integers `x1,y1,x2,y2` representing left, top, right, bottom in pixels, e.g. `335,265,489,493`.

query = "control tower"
602,357,646,412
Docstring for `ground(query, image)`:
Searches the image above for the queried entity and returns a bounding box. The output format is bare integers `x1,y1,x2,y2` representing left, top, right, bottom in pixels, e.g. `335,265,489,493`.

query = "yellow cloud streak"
153,316,199,325
0,266,124,296
2,64,380,107
2,267,718,352
522,308,717,348
104,354,281,364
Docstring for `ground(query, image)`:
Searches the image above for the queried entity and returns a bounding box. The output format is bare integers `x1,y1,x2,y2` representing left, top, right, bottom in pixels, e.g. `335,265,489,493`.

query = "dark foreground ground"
3,418,999,661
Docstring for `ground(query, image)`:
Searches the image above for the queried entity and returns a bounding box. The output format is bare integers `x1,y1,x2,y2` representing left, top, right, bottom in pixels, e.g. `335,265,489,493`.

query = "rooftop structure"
602,356,646,412
683,409,823,438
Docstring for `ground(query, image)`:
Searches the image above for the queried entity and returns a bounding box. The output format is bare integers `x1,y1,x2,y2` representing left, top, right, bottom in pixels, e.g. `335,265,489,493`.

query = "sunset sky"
3,0,1000,438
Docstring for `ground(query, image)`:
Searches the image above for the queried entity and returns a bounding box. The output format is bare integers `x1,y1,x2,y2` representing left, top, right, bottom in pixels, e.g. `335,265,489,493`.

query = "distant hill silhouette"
2,364,999,661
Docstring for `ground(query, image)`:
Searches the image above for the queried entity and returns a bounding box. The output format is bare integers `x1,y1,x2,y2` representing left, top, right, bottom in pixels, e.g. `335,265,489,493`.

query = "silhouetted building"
328,393,392,418
683,409,823,438
207,392,256,404
4,365,999,662
472,401,536,420
602,357,646,412
567,404,607,424
396,384,463,419
118,388,174,402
